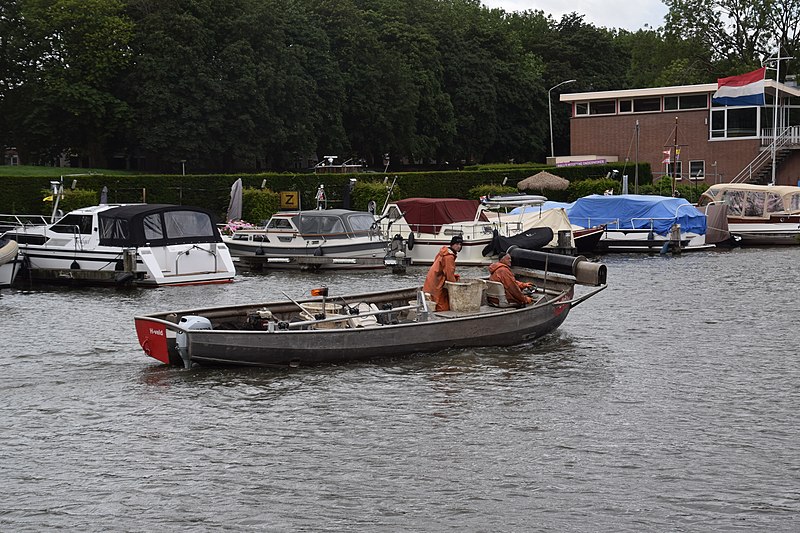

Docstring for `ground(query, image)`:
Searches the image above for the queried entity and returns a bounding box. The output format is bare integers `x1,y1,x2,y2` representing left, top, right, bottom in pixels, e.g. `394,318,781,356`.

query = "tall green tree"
664,0,799,73
15,0,133,166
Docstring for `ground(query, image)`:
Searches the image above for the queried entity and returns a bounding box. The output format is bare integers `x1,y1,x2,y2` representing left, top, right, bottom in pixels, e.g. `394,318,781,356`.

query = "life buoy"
407,233,415,250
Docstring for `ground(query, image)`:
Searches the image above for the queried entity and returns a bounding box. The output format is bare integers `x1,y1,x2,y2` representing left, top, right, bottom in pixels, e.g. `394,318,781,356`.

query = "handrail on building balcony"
730,127,798,184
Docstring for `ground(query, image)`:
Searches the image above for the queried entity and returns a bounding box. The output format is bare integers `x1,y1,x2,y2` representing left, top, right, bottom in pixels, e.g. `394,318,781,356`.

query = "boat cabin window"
721,189,746,216
296,215,345,235
266,218,293,230
162,210,216,238
766,193,784,214
143,214,164,240
386,206,402,220
51,214,93,234
346,213,377,233
141,211,216,241
789,193,800,212
744,191,766,217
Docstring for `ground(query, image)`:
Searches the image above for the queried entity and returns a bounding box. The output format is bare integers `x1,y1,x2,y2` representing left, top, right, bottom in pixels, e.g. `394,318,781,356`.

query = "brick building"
558,78,800,187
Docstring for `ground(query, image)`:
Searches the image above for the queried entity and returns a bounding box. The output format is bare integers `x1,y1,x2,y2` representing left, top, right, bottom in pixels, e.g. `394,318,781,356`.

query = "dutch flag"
712,67,766,106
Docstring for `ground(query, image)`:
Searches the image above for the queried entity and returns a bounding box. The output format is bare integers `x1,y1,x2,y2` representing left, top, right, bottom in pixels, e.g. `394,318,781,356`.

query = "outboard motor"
175,315,212,368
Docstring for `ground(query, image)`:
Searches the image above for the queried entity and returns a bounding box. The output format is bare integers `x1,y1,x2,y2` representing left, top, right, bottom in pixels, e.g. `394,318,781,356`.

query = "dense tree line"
0,0,797,173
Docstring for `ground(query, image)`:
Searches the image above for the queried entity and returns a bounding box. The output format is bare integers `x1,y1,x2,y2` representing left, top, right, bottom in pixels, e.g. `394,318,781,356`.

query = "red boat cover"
395,198,488,234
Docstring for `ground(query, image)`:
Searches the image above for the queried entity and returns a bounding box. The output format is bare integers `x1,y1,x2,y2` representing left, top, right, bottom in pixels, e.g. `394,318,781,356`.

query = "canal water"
1,247,798,531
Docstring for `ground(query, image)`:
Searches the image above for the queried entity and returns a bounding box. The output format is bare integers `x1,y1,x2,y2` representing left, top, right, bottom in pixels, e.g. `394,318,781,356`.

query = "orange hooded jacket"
488,260,531,306
422,246,459,311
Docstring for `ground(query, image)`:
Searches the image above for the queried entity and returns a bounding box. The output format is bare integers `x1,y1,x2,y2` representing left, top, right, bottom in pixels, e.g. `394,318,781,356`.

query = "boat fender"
314,246,324,256
407,233,415,250
114,271,136,286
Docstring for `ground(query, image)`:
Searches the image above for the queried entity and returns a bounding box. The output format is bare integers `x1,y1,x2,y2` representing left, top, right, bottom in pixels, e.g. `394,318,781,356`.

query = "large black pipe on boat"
507,246,607,286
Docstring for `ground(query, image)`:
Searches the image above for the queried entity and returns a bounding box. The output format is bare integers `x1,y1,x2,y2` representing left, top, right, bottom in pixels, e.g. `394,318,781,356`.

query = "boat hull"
224,238,388,270
728,223,800,245
135,286,576,368
17,243,235,286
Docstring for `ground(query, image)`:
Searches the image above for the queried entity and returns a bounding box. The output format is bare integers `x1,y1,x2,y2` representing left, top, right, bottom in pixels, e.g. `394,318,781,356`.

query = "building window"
575,102,588,116
689,160,705,180
711,110,725,138
727,108,758,137
589,100,616,115
665,94,708,111
633,97,661,113
619,99,632,113
710,107,759,139
666,161,683,179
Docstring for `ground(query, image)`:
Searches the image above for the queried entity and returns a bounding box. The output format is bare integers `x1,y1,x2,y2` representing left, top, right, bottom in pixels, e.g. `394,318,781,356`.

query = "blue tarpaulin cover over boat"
565,194,706,235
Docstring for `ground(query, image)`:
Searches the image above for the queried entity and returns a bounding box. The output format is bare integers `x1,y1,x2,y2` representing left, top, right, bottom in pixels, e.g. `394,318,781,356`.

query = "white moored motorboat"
378,196,574,265
1,204,236,286
697,183,800,245
223,209,390,270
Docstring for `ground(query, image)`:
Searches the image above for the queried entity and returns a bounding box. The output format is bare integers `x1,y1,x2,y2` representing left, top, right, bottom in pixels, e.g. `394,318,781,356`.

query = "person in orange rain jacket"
488,252,533,306
422,235,463,311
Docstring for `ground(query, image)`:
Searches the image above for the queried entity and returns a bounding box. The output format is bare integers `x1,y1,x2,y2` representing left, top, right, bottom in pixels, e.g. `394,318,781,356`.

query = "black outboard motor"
508,246,607,286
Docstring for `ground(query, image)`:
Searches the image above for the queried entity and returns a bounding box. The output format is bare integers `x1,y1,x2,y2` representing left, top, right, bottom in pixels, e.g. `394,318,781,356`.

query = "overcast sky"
481,0,669,31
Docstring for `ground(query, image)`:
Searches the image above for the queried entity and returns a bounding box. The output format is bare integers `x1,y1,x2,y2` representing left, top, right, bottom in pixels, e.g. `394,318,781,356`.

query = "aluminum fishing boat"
134,248,607,368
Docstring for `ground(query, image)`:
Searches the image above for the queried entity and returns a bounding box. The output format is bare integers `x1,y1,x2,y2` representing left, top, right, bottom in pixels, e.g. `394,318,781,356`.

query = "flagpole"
635,120,640,194
764,46,796,186
672,117,678,196
772,45,780,186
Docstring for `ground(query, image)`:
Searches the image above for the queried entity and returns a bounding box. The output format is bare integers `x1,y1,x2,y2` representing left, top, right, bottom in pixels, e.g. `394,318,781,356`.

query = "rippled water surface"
1,248,799,531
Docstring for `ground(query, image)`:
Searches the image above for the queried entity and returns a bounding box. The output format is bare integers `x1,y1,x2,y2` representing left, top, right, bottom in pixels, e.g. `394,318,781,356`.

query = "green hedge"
0,162,653,221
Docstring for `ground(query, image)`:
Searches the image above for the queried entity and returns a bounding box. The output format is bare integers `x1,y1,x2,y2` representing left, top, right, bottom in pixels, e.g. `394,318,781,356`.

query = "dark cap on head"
450,235,464,246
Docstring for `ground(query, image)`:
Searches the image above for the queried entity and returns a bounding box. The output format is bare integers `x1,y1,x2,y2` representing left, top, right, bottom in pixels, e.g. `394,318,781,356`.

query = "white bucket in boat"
444,279,484,312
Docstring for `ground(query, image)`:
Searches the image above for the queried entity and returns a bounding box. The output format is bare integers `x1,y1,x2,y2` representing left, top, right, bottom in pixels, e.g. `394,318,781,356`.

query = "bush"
242,187,280,224
351,180,401,212
639,177,709,203
567,178,619,200
467,184,517,199
41,188,98,216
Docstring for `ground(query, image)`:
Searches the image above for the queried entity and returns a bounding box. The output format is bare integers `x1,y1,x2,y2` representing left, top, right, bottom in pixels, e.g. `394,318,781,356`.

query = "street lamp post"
548,79,576,159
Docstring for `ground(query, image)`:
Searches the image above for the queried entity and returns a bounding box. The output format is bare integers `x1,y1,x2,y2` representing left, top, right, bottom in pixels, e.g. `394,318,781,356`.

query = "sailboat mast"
672,117,678,196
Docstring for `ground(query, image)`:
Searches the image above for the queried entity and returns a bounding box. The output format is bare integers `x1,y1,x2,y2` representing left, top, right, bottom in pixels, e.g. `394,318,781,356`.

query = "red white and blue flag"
712,67,766,106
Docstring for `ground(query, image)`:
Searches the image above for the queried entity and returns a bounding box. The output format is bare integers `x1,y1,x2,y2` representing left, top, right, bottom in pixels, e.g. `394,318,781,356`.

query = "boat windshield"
294,215,346,235
51,214,93,235
345,213,377,233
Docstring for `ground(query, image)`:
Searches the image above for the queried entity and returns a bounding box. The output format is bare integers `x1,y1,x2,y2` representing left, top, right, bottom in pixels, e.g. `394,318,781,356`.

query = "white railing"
760,125,800,147
731,127,797,184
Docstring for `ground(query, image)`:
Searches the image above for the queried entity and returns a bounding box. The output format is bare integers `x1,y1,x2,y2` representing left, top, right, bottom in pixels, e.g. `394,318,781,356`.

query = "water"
1,248,799,531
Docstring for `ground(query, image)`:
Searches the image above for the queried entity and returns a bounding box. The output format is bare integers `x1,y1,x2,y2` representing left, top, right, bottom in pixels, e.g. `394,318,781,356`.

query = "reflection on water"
1,247,800,531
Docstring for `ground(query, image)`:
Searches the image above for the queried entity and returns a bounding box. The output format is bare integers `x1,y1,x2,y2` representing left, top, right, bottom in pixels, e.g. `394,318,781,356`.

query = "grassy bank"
0,165,142,177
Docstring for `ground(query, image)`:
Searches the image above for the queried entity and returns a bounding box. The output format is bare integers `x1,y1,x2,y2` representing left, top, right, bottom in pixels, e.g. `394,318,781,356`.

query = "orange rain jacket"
422,246,459,311
488,261,532,306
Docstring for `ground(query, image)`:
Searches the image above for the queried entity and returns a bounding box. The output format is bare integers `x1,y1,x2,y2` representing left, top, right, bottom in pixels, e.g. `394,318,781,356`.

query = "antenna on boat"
381,176,398,214
50,178,64,223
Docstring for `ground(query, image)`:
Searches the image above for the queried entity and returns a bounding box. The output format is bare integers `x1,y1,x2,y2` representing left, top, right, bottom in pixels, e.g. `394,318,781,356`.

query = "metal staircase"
730,126,800,184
